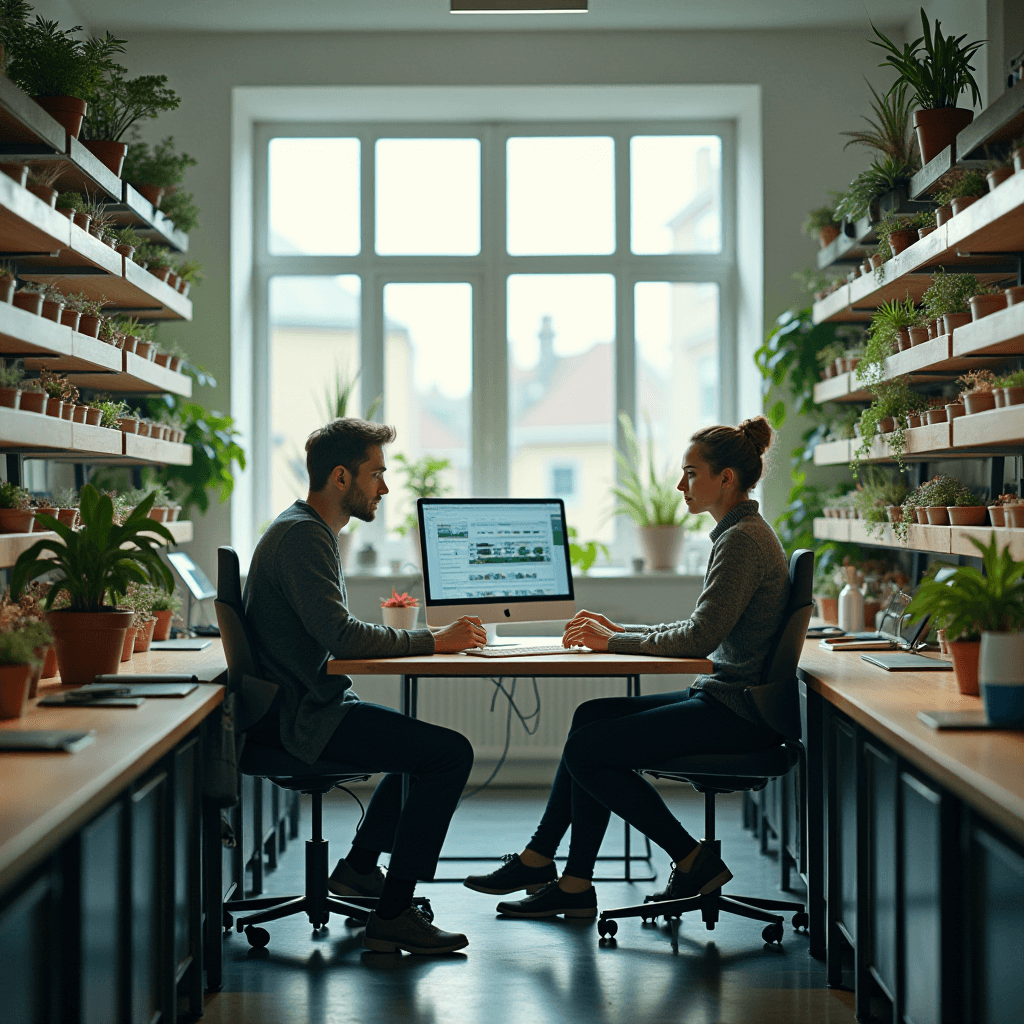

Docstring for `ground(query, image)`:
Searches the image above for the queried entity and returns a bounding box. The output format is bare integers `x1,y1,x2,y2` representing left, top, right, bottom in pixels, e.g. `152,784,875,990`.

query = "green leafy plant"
841,79,918,167
802,205,839,239
91,397,128,429
933,168,987,206
815,340,846,372
834,156,916,223
5,18,124,98
854,468,911,537
0,479,29,510
0,1,32,71
922,270,980,318
0,627,47,666
80,70,180,142
55,190,85,213
392,453,452,536
567,527,609,575
109,225,143,250
11,484,174,612
905,534,1024,640
857,296,918,384
176,259,204,286
142,244,172,269
0,362,24,388
315,366,382,424
871,9,985,111
121,136,196,191
159,189,200,233
150,590,181,613
853,376,915,471
910,208,936,230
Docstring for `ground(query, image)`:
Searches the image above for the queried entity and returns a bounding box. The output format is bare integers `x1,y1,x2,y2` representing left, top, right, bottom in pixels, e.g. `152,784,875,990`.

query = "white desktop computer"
417,498,577,649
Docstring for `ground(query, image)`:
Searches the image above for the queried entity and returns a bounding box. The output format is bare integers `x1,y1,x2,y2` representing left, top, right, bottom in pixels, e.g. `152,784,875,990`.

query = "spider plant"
841,79,918,168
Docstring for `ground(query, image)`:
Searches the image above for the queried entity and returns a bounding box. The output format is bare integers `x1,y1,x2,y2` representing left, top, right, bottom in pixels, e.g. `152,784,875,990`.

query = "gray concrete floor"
205,786,855,1024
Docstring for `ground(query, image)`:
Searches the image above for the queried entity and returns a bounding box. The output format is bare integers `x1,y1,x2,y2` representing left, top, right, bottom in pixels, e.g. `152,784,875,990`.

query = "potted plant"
77,296,107,338
803,206,841,249
612,412,704,570
933,168,988,216
958,369,999,414
874,212,916,260
176,259,203,297
52,488,80,528
853,376,916,471
0,362,23,409
40,284,65,322
816,341,845,380
834,154,917,225
0,582,57,696
114,581,157,659
11,484,175,686
12,281,46,315
59,291,85,330
922,270,980,335
121,136,197,209
393,452,452,563
947,490,989,527
871,10,985,164
18,377,45,414
150,589,181,641
91,397,128,430
0,623,48,719
911,208,937,240
144,245,173,283
109,226,142,260
0,480,32,534
922,474,975,525
813,564,842,623
24,161,65,207
996,369,1024,408
905,535,1024,710
855,469,910,537
968,282,1007,322
39,368,77,419
4,18,124,136
380,588,420,631
159,188,200,235
0,263,14,304
55,189,81,220
79,70,180,176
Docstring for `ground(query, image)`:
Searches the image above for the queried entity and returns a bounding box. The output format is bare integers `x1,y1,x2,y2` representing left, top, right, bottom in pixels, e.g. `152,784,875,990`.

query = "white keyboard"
464,644,588,658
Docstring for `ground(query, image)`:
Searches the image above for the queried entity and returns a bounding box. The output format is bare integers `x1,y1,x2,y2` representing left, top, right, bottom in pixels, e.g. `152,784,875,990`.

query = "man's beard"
341,487,377,523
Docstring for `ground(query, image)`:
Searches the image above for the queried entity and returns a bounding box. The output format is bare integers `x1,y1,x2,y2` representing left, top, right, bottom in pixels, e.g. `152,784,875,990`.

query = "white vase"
382,605,419,631
638,525,683,571
838,584,864,632
979,631,1024,724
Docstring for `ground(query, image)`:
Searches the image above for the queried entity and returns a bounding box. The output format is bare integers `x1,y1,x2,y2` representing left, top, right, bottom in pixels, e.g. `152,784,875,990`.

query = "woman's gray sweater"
607,500,790,725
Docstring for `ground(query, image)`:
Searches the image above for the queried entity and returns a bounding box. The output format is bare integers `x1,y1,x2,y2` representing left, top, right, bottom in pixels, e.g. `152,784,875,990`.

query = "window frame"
253,118,737,548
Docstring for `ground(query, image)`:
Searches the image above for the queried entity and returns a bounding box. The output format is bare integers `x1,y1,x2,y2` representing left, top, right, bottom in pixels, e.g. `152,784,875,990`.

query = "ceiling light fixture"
451,1,588,13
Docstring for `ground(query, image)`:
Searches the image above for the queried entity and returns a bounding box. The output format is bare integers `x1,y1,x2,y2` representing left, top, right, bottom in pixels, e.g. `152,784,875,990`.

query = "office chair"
596,548,814,947
214,546,430,948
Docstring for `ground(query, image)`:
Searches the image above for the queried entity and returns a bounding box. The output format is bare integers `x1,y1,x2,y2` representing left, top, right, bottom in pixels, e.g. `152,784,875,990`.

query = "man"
244,418,487,954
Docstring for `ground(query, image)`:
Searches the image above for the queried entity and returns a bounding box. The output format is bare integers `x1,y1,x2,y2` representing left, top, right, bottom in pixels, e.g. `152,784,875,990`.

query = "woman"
463,416,790,919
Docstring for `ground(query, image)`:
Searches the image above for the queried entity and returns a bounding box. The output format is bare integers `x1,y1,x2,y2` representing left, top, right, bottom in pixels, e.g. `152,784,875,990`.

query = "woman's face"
677,443,727,514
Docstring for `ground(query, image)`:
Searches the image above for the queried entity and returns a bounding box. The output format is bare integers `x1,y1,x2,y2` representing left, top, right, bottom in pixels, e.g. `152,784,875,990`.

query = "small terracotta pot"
987,167,1014,190
878,416,896,433
947,506,989,527
943,312,972,335
60,308,81,331
926,506,951,526
31,95,88,137
82,140,128,177
870,253,884,269
120,334,137,354
951,195,981,216
13,292,44,316
137,421,152,437
41,646,58,679
914,107,974,164
0,163,29,187
115,244,135,260
118,417,139,434
148,507,168,522
0,664,32,720
907,413,922,428
85,407,102,426
56,508,79,528
909,326,930,347
60,402,73,421
1005,286,1024,306
917,226,936,239
945,402,966,421
169,357,183,372
73,211,91,232
915,507,930,525
166,506,181,522
925,407,948,424
152,609,175,641
134,617,157,653
19,391,45,414
26,185,57,208
149,266,172,283
948,639,981,696
121,626,137,662
1004,386,1024,407
935,204,953,227
32,506,57,530
819,224,840,248
995,389,1007,408
135,341,153,360
0,278,13,304
1006,505,1024,529
823,365,835,379
135,184,165,208
44,397,63,418
888,228,915,255
72,404,88,423
896,327,912,351
886,505,903,523
0,509,34,533
0,387,20,410
40,299,63,322
861,260,872,276
78,313,101,338
970,293,1008,321
964,391,996,415
989,505,1006,527
815,597,839,625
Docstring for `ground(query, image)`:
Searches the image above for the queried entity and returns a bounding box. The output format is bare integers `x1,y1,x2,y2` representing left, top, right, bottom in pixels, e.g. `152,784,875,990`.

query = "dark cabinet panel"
866,741,898,1002
173,736,198,972
131,770,168,1024
969,825,1024,1023
0,874,56,1024
834,715,859,943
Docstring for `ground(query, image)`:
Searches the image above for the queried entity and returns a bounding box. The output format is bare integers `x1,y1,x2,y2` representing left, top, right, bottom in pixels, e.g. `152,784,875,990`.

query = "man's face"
339,445,389,522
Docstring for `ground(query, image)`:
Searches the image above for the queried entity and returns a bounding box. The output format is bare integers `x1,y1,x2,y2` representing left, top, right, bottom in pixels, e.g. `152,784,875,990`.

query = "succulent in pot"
150,590,182,641
0,263,14,304
921,269,980,335
967,282,1007,322
0,480,34,534
932,169,987,217
958,369,998,414
803,205,842,249
11,485,175,686
0,362,24,409
380,588,420,630
0,622,51,719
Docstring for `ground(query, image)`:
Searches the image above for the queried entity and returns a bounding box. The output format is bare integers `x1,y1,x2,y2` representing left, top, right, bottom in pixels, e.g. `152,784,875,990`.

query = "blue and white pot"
979,631,1024,725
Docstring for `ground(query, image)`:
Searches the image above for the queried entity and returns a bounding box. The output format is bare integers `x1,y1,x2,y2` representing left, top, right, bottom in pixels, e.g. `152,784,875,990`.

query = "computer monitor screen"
878,589,930,649
417,498,576,628
166,551,216,601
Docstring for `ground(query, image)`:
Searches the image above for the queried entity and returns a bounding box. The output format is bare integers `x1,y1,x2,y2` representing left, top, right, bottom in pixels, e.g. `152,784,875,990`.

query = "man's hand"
565,609,624,633
562,616,619,652
434,616,488,652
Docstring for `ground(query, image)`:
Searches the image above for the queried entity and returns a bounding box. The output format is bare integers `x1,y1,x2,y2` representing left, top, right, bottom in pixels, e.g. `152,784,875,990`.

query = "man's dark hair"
305,418,397,492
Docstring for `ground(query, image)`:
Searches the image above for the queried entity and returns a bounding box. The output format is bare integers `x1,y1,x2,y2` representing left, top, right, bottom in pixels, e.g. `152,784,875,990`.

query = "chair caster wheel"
762,923,784,945
245,926,270,948
223,911,233,933
597,918,618,939
792,912,809,932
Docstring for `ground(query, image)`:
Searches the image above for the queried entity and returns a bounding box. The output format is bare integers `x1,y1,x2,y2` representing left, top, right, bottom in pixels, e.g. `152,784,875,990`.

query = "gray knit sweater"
243,501,435,763
607,500,789,725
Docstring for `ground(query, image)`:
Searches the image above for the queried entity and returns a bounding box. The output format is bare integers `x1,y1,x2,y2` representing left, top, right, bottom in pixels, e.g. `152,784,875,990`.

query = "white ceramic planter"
979,631,1024,724
382,605,419,631
638,525,683,571
838,584,865,632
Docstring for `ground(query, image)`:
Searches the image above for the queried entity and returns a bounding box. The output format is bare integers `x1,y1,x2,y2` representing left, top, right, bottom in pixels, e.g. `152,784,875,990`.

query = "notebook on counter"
0,730,97,752
860,652,952,672
149,639,212,651
918,710,1024,730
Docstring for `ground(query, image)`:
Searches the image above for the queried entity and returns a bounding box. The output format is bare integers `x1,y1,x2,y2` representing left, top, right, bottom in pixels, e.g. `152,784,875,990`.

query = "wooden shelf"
64,349,192,398
0,169,69,254
953,303,1024,357
0,301,120,373
813,439,852,466
950,525,1024,560
113,184,189,254
952,405,1024,450
122,432,192,466
813,517,953,555
812,371,870,404
0,75,66,153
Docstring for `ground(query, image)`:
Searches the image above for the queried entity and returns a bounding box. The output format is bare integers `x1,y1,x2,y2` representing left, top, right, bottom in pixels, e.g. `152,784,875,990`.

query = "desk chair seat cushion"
647,743,798,782
239,739,367,786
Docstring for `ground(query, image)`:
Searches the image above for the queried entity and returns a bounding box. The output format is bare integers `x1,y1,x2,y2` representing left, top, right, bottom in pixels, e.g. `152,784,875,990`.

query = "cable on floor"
333,784,367,832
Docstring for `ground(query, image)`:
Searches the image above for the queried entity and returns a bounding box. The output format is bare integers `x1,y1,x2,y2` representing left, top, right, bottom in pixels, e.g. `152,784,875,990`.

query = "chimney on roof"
538,315,556,383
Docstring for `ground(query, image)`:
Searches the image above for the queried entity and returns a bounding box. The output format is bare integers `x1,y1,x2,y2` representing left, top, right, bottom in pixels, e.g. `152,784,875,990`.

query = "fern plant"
841,79,918,167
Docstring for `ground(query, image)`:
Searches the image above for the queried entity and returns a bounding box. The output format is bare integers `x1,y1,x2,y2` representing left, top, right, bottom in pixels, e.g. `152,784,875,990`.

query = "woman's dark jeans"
528,689,779,879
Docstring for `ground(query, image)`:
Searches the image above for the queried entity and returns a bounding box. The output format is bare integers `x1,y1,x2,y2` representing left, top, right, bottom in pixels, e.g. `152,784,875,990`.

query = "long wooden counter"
0,642,226,897
797,639,1024,847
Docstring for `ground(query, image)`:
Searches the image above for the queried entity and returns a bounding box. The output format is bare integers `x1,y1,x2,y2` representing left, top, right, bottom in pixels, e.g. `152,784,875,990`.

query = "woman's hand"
562,617,618,652
434,616,488,652
565,609,624,633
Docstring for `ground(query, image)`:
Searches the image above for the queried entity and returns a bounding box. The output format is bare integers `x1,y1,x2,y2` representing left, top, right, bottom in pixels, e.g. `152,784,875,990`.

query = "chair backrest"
215,546,279,732
744,548,814,740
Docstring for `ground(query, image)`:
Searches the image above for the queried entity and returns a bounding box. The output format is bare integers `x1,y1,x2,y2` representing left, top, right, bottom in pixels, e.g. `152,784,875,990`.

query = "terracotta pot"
166,506,181,522
945,402,965,421
870,253,884,269
970,293,1008,321
925,407,948,424
179,281,191,298
896,327,912,351
152,608,175,641
117,417,139,434
0,387,20,409
819,224,840,248
909,326,930,347
56,508,79,528
861,260,872,276
937,629,949,657
948,639,981,696
72,404,88,423
148,507,168,522
26,184,57,208
989,506,1006,527
917,226,936,239
82,140,127,177
19,391,45,414
40,299,64,322
925,506,950,526
915,507,930,524
951,196,981,216
137,421,152,437
135,184,165,208
0,278,12,304
907,413,922,428
0,664,33,719
0,508,34,533
815,596,839,624
134,617,157,653
886,505,903,523
59,402,73,420
121,335,138,354
166,272,180,291
169,357,183,372
78,313,101,338
1006,505,1024,529
85,407,102,426
115,244,135,260
1015,148,1024,174
45,397,63,418
1004,285,1024,306
120,626,137,662
914,107,974,164
32,95,88,137
964,391,996,415
135,341,153,360
154,352,172,368
823,365,835,379
60,308,81,331
638,525,683,571
72,211,92,232
995,389,1007,408
935,204,953,227
947,506,989,527
943,312,972,334
987,167,1014,190
878,416,896,433
1004,386,1024,407
888,228,915,255
32,506,57,530
148,266,172,283
931,317,944,337
0,163,29,187
13,292,44,315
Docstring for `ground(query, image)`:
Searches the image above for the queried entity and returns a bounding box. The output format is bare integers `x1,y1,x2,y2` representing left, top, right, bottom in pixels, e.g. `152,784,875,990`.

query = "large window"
255,122,735,555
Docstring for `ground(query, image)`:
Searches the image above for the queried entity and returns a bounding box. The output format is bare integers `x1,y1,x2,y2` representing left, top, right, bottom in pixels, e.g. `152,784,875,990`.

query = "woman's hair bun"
738,415,773,457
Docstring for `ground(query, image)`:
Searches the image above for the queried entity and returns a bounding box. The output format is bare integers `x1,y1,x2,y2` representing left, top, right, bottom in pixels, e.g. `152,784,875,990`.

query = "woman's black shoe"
651,843,732,902
464,853,557,895
496,880,598,919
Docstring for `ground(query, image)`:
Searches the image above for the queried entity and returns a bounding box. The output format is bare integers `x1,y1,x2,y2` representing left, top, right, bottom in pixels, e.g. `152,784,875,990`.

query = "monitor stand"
485,623,503,646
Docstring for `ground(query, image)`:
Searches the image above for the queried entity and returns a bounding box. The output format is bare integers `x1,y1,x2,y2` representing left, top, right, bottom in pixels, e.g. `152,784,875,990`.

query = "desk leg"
202,797,223,992
400,676,417,807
